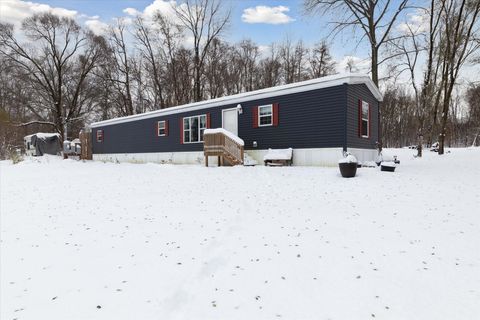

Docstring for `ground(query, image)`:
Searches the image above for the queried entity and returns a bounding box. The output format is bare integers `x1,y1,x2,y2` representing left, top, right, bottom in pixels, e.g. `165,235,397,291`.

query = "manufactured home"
90,73,382,166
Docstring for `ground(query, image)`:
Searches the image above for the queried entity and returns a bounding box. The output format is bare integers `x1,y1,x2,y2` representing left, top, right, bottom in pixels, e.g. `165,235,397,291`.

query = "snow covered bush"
6,146,23,164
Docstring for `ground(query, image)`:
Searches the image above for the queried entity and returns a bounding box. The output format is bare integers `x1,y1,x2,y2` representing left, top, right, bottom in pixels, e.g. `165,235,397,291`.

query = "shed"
24,133,62,156
89,73,383,166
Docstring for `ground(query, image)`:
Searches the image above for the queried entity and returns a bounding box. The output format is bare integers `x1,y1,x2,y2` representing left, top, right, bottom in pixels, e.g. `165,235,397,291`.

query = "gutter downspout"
343,83,348,153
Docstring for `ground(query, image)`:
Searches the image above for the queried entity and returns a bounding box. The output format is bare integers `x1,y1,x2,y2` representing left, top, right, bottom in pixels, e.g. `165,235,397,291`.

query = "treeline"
1,0,479,159
0,3,336,157
381,85,480,148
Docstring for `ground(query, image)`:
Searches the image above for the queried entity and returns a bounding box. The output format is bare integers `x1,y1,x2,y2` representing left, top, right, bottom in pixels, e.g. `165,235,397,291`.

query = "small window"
157,121,166,136
96,130,103,143
258,104,273,126
183,114,207,143
361,101,369,138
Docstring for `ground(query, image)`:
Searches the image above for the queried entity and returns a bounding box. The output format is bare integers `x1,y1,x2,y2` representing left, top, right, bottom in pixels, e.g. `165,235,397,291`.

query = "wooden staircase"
203,130,244,166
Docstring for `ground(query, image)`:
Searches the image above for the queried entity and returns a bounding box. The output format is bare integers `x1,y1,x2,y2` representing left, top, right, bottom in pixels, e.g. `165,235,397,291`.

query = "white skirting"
92,147,377,166
247,148,344,167
93,151,209,165
346,148,379,164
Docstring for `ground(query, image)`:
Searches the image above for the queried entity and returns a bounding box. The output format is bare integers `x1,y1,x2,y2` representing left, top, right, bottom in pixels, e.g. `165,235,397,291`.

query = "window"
183,114,207,143
258,104,273,126
361,101,369,138
96,130,103,143
157,121,166,136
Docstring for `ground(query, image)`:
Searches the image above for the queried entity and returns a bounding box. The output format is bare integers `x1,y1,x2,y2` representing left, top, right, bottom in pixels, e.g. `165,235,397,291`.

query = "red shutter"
165,120,169,136
180,118,183,144
253,106,258,128
206,113,211,128
358,99,362,137
368,103,371,138
273,103,279,126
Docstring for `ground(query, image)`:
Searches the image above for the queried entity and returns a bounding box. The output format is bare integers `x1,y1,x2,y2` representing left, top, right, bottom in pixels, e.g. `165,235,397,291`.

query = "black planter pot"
339,162,357,178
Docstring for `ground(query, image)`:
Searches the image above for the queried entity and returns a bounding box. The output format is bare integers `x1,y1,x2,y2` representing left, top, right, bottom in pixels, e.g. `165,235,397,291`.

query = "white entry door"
222,109,238,135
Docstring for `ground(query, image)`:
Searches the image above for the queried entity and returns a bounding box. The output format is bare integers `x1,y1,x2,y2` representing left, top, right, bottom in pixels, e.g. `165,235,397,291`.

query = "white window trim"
361,101,369,138
258,104,273,127
183,114,207,144
96,130,103,143
157,120,166,136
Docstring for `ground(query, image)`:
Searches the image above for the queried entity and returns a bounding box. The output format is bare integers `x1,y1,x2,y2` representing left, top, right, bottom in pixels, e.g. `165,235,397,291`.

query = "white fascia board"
90,73,382,128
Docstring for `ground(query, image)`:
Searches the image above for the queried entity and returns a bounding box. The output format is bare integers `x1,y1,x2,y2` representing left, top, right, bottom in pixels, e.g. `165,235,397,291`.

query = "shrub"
6,146,23,164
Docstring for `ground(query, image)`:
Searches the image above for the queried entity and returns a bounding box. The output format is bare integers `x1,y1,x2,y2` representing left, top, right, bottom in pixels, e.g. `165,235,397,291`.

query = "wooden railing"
203,131,244,166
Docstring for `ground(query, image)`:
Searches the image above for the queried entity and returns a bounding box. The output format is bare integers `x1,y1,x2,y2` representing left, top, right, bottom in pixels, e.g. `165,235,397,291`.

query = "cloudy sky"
1,0,478,86
0,0,375,71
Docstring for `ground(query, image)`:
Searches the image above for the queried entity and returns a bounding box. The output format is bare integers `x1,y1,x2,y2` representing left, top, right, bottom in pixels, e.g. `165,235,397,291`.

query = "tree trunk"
438,85,453,155
371,43,379,87
194,48,201,102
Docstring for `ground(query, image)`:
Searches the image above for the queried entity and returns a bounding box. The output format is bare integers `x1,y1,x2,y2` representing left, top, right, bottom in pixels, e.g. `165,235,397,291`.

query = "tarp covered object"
29,133,62,156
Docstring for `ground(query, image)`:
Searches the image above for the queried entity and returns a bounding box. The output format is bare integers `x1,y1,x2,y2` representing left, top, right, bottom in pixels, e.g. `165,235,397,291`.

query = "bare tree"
389,16,425,155
173,0,230,102
0,13,104,140
466,84,480,145
204,38,228,98
236,39,260,92
107,19,135,116
134,16,166,109
437,0,480,154
308,41,336,77
278,38,308,84
305,0,410,86
154,13,185,106
344,57,359,73
257,44,282,89
381,86,417,147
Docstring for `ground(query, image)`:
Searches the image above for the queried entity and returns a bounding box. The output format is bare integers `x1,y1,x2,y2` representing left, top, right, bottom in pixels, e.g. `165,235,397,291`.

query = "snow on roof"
90,73,382,128
35,133,60,139
203,128,244,146
24,133,60,140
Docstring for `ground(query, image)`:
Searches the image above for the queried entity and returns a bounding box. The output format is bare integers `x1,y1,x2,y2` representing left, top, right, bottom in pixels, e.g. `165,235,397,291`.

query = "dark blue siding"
346,84,380,149
92,83,377,154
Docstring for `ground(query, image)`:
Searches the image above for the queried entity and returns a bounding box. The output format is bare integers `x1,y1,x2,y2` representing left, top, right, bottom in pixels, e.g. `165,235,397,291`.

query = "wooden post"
205,155,208,167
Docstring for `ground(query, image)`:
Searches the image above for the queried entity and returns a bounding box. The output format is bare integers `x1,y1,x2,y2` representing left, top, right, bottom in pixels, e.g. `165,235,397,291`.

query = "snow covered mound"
263,148,293,161
1,148,480,319
380,161,396,167
338,154,358,163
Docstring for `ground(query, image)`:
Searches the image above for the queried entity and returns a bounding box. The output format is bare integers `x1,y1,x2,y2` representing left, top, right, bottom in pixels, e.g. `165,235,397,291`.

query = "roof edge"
90,73,382,128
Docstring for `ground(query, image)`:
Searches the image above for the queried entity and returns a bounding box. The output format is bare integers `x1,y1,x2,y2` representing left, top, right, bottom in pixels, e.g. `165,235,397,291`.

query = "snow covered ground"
1,148,479,320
